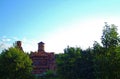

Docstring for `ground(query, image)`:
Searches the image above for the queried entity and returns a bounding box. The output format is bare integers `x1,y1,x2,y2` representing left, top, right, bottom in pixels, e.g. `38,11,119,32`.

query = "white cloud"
0,36,15,52
21,38,38,52
0,36,11,42
0,41,11,52
44,17,120,53
43,18,105,53
1,17,120,53
2,38,11,42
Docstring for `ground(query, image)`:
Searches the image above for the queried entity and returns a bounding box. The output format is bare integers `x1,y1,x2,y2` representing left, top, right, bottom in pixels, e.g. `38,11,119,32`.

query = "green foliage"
101,23,120,49
56,47,94,79
35,70,57,79
56,23,120,79
94,23,120,79
0,47,33,79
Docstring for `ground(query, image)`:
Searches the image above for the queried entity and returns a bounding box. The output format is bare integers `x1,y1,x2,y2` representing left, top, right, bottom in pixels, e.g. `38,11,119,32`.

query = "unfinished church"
16,41,56,75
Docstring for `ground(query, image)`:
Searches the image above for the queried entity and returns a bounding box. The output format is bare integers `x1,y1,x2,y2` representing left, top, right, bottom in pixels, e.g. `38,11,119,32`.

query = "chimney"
38,42,45,53
16,41,23,51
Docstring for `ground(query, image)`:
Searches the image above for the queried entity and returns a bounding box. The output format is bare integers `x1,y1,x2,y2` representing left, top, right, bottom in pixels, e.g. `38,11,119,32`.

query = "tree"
101,23,120,49
56,46,94,79
56,47,81,79
43,70,56,79
94,23,120,79
0,47,33,79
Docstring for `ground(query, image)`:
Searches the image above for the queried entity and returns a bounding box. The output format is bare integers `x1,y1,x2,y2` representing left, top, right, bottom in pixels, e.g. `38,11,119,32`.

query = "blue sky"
1,0,120,53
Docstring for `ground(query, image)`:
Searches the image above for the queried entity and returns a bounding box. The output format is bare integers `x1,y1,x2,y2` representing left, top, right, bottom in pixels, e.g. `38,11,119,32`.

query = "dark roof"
38,41,44,44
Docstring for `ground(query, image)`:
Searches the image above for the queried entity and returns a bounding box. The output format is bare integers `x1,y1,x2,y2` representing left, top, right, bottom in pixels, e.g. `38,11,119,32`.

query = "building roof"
38,42,44,44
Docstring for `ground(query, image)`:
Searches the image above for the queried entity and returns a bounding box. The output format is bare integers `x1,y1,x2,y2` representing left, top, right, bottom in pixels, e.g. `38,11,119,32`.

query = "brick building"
16,41,23,51
16,41,56,75
29,42,56,75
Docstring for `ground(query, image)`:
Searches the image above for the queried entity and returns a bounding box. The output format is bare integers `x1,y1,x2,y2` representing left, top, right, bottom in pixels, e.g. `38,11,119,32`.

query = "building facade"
16,41,56,75
29,42,56,75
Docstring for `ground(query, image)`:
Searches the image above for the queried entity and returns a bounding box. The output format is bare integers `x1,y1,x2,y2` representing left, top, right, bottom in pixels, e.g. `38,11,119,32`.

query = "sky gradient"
1,0,120,53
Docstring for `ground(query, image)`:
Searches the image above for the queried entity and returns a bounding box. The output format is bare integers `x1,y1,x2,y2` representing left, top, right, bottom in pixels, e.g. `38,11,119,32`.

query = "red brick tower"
16,41,23,51
38,42,45,53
